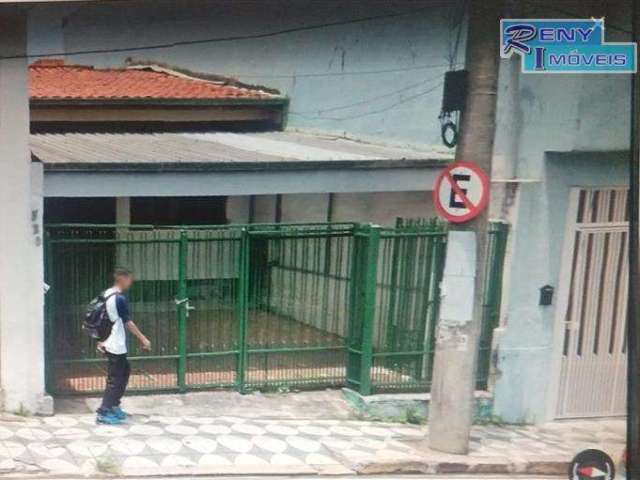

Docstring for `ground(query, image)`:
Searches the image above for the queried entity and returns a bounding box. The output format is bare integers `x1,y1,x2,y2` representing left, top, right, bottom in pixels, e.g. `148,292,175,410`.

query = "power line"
447,0,467,69
290,82,443,121
217,62,459,79
4,6,435,60
293,73,443,115
327,82,444,120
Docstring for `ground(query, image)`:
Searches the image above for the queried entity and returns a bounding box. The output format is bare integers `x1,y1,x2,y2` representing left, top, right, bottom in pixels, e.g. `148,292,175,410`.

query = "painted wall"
0,9,51,414
252,195,276,224
28,0,465,147
227,196,250,224
251,191,435,227
281,194,329,223
332,191,435,225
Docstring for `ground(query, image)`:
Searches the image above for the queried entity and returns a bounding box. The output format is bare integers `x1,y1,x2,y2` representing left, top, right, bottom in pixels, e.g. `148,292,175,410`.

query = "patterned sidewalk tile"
0,413,624,477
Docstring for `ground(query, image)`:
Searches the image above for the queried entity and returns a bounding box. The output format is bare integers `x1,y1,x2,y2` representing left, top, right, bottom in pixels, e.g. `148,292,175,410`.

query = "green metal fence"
395,219,510,391
44,220,507,396
347,224,448,394
477,222,509,390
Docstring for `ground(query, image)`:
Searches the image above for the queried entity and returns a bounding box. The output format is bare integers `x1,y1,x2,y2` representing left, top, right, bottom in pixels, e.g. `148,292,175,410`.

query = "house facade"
490,1,631,422
25,3,456,408
0,0,631,422
31,59,448,229
28,0,460,231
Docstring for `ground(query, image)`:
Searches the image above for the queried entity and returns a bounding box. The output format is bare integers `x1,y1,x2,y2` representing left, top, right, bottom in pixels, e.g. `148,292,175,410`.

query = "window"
130,196,228,226
44,197,116,224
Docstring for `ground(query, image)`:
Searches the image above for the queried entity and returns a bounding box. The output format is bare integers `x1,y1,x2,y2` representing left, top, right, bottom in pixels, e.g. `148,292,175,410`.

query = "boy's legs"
113,356,131,407
97,353,128,415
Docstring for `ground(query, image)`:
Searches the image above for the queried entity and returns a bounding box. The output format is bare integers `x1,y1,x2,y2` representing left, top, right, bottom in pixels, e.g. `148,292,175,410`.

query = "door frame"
545,186,629,421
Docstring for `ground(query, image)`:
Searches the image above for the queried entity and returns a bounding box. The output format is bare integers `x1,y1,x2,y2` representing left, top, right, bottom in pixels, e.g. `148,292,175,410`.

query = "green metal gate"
44,221,506,396
346,224,447,394
243,224,354,390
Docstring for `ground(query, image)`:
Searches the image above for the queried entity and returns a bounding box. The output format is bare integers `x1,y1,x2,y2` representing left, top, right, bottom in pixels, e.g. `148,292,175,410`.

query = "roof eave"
30,96,290,108
39,158,449,173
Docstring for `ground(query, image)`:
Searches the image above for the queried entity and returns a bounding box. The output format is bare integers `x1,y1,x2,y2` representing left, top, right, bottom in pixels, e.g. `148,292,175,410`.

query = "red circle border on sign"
432,161,490,223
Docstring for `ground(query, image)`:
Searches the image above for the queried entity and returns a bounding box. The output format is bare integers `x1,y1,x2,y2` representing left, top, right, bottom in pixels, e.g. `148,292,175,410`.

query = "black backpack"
83,291,117,341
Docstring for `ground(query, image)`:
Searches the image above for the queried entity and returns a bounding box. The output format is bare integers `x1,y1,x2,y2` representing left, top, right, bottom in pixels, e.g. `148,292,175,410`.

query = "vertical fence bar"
384,227,401,356
476,222,509,389
359,225,380,395
425,234,447,386
346,227,363,391
236,228,250,392
177,230,188,392
413,233,432,381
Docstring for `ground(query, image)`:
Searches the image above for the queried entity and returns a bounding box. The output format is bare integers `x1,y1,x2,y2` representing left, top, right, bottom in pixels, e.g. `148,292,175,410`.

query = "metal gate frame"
44,221,507,397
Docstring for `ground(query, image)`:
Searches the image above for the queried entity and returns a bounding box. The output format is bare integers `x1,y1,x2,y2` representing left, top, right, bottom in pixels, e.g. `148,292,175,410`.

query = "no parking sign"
433,161,489,223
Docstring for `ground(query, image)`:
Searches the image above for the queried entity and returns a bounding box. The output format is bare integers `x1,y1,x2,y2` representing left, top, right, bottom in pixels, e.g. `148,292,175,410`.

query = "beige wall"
252,195,277,223
91,190,438,229
332,191,435,226
281,193,330,223
227,196,250,224
250,191,435,226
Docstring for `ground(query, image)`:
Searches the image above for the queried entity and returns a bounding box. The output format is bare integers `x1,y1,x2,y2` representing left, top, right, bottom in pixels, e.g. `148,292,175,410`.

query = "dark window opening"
44,197,116,224
130,196,228,226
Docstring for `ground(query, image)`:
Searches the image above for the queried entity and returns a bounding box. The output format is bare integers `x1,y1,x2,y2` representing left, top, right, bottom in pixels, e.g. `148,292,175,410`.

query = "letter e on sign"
433,161,490,223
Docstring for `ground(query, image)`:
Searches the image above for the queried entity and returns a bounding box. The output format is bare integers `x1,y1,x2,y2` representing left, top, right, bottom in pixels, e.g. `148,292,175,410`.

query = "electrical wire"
15,2,452,123
212,62,459,79
292,73,444,115
290,81,443,121
2,6,437,60
447,0,467,70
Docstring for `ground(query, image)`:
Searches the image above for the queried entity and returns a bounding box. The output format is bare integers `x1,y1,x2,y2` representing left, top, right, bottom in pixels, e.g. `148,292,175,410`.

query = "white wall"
0,8,51,414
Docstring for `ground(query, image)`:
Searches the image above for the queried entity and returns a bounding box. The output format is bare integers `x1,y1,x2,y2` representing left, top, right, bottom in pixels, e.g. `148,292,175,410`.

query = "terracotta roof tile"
29,59,277,101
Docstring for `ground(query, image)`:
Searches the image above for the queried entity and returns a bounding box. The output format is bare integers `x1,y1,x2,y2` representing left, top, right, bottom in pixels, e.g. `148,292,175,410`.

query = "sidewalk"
0,391,625,477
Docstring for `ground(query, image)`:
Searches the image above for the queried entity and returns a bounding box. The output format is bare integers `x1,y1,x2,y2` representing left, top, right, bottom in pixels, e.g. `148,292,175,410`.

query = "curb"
350,456,569,476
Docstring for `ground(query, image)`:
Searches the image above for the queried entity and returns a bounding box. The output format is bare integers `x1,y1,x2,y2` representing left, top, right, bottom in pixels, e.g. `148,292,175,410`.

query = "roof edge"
124,61,282,96
39,158,449,173
30,97,290,108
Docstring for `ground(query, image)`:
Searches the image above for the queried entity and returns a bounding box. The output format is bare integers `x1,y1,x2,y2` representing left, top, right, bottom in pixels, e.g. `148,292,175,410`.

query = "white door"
556,187,628,418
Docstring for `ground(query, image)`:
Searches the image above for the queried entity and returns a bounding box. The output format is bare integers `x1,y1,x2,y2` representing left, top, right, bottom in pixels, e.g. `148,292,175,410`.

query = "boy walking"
96,268,151,424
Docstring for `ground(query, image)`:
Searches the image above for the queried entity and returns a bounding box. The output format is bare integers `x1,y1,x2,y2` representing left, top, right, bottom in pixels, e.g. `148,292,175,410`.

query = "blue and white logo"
501,18,636,73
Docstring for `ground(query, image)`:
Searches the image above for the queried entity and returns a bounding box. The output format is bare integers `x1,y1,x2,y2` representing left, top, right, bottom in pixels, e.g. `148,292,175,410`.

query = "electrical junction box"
441,69,468,113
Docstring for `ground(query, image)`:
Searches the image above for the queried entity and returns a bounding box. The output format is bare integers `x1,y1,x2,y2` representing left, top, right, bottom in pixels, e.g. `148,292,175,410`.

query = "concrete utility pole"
428,0,502,454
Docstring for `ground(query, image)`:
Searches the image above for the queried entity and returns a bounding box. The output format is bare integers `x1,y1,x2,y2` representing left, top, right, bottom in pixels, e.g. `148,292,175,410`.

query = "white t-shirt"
102,287,130,355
